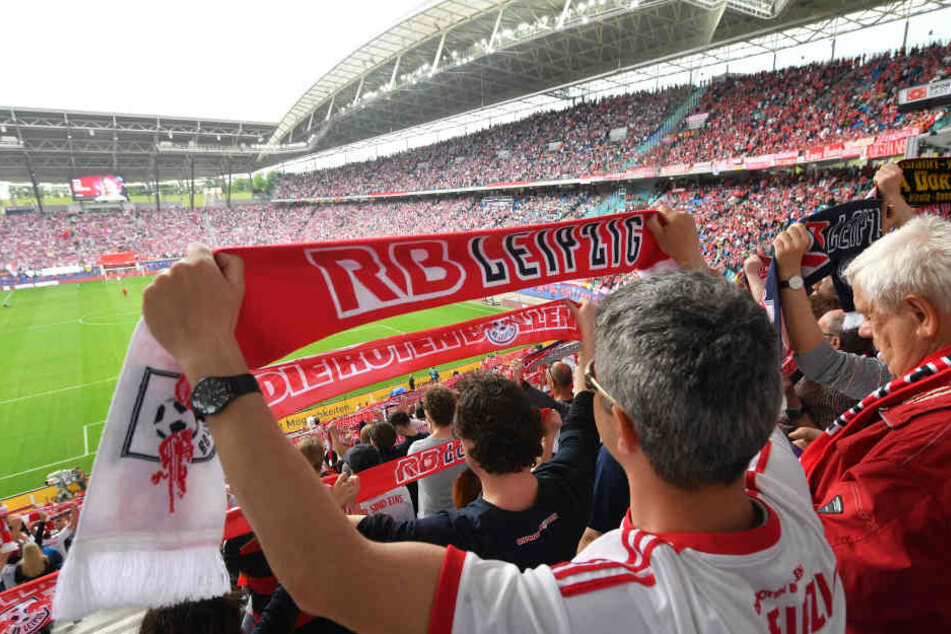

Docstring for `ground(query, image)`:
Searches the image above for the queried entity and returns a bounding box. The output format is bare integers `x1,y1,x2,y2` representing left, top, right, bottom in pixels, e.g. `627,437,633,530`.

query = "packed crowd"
657,168,871,272
269,43,948,199
642,43,950,166
0,191,612,272
1,503,78,590
5,163,950,634
3,168,874,283
271,85,692,199
136,170,950,633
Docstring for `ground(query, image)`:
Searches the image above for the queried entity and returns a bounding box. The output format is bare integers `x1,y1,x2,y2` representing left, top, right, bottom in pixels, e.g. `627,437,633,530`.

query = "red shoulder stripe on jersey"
429,545,467,634
745,441,772,491
754,442,772,474
560,572,656,598
553,560,654,581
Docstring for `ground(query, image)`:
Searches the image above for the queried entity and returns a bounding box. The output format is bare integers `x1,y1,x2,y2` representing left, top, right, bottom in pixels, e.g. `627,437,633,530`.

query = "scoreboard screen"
70,174,129,202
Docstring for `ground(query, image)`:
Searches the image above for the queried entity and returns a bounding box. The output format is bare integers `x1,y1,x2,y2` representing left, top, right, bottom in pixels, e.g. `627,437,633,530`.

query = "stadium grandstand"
2,0,951,632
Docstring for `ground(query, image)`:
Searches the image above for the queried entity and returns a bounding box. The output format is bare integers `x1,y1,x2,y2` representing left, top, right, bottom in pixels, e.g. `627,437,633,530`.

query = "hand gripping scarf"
762,198,884,347
53,211,667,620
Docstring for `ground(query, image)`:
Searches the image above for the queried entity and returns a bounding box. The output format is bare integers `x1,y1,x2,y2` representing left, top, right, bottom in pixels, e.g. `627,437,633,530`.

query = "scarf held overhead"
763,198,883,346
255,299,580,420
54,211,665,620
224,211,665,368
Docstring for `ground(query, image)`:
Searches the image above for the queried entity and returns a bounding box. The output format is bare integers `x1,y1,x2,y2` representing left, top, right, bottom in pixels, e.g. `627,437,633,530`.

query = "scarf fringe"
52,542,230,622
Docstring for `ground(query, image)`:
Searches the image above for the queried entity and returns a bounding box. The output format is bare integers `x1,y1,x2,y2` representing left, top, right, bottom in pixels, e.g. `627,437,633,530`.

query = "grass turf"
0,277,506,499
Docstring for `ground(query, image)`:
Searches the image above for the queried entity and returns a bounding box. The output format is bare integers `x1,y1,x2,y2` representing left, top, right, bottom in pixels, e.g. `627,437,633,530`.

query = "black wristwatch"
189,374,261,417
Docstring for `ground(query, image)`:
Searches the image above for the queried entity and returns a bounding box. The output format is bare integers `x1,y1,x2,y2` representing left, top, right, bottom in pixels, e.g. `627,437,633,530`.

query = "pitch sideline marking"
0,375,118,406
0,452,95,481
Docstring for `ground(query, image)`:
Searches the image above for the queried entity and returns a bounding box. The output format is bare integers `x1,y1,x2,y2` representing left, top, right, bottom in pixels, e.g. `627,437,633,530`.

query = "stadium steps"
629,84,708,163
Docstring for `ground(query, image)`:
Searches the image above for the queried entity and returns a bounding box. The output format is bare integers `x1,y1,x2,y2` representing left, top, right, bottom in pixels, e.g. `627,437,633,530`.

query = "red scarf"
221,211,664,368
801,347,951,482
253,299,579,420
1,571,57,633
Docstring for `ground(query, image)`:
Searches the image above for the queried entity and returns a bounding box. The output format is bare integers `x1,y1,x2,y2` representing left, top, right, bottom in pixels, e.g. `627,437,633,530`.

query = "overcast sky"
0,0,426,122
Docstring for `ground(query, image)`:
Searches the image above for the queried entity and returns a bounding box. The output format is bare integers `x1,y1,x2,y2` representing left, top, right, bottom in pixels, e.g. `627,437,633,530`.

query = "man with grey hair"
139,208,845,633
774,213,951,632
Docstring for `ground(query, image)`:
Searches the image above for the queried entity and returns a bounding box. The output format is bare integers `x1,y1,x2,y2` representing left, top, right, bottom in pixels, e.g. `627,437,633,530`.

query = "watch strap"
226,374,262,398
778,276,803,290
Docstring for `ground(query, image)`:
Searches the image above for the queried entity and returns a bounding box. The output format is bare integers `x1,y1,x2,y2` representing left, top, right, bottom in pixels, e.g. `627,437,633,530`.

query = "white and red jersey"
430,430,845,634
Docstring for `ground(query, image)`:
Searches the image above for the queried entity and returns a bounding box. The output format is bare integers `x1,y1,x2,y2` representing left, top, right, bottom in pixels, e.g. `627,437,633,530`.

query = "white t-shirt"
357,486,415,521
430,429,846,634
43,527,73,558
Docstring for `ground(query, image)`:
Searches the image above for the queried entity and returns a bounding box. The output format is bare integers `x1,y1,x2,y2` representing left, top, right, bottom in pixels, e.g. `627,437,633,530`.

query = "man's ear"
905,295,940,339
829,335,842,351
613,405,640,456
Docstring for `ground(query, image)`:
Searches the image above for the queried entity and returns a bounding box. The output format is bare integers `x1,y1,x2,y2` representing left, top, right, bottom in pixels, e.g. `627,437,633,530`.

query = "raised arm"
772,223,824,355
875,161,916,233
142,245,443,634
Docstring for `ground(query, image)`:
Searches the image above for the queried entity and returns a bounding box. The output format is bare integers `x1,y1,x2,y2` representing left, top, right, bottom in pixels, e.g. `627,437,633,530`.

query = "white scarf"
53,322,229,620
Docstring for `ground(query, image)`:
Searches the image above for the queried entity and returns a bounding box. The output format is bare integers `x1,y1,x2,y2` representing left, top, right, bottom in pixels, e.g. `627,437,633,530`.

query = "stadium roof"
0,108,305,184
266,0,912,155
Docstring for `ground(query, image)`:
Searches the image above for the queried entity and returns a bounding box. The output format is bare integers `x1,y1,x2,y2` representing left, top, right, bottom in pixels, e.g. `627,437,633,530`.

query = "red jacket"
804,347,951,633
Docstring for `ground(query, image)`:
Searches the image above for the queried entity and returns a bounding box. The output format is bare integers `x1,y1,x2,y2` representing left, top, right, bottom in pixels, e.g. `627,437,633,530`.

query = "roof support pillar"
153,156,161,212
226,156,232,208
24,153,43,213
389,54,402,88
431,32,447,75
557,0,572,29
351,77,365,107
189,156,196,211
325,94,336,121
489,7,505,50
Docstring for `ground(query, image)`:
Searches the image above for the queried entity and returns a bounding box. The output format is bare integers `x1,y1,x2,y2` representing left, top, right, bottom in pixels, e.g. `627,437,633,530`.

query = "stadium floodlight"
89,129,95,137
0,125,5,133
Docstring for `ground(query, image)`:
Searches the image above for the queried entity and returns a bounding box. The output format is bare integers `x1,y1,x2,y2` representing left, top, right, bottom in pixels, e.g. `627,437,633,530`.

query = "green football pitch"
0,277,506,499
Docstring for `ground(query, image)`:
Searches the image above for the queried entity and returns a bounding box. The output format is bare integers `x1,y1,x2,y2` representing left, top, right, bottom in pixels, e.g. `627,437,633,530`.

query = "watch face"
190,378,231,416
789,276,805,290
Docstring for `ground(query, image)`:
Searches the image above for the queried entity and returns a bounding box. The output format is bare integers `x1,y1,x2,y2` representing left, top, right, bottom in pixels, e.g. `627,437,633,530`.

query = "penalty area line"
83,420,106,455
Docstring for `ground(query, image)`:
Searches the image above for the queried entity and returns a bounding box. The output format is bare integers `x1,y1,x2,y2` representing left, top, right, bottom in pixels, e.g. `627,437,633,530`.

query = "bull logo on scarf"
485,319,519,346
0,597,51,634
121,368,217,514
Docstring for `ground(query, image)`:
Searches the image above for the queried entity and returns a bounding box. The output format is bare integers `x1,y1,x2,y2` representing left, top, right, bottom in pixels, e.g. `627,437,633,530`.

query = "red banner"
744,155,774,171
866,137,907,160
0,572,57,634
224,438,468,540
875,127,920,144
220,212,661,368
660,164,690,176
99,251,136,266
823,143,844,160
774,150,800,167
253,300,579,419
343,438,466,503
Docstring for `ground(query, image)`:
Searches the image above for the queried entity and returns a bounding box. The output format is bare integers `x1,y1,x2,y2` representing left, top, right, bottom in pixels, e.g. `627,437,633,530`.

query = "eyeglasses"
584,359,620,409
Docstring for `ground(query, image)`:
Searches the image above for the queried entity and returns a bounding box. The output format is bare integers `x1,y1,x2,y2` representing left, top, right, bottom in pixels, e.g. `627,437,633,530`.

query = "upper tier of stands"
270,43,949,199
